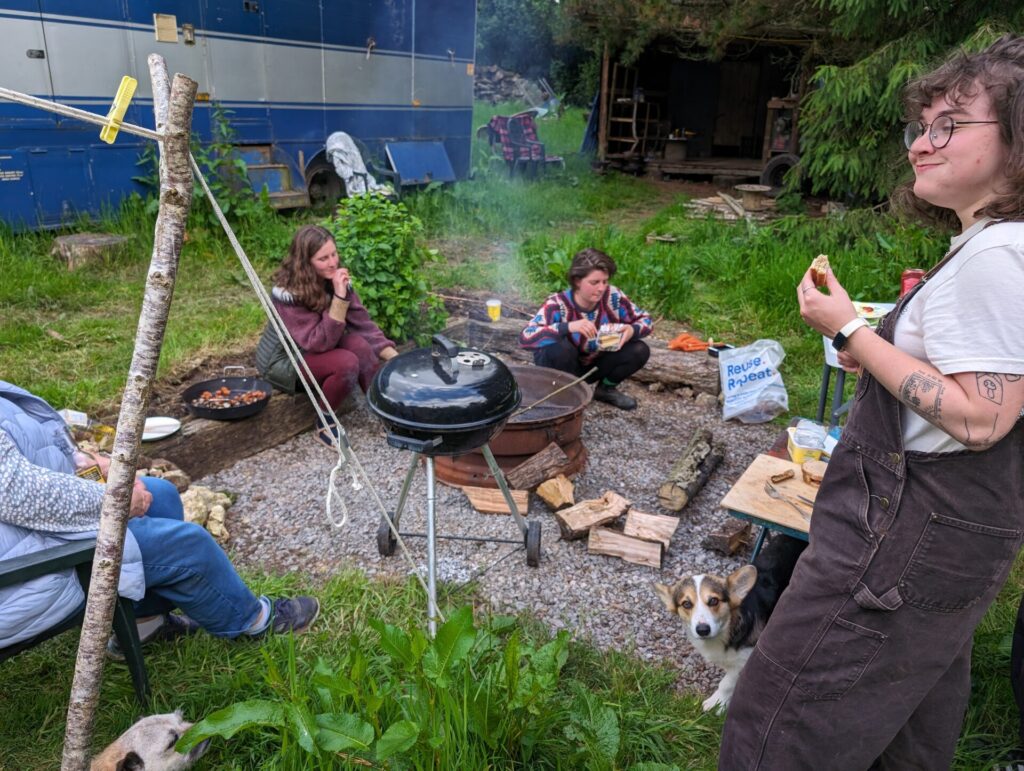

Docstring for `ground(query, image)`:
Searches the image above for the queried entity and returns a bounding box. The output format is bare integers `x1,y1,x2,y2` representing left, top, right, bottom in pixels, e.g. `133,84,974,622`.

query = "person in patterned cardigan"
519,248,652,410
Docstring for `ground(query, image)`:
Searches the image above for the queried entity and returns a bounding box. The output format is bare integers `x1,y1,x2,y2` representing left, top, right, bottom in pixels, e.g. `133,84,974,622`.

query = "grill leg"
425,456,438,637
392,452,420,528
482,444,529,537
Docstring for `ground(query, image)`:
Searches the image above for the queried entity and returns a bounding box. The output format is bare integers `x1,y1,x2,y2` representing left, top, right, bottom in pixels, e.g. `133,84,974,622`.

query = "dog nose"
696,623,711,637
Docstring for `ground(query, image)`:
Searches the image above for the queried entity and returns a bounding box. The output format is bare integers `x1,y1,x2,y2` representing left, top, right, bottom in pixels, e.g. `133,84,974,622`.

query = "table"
719,453,817,561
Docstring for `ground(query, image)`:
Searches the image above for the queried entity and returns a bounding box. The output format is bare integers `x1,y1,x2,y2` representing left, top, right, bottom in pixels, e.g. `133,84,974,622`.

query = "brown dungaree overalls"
719,262,1024,770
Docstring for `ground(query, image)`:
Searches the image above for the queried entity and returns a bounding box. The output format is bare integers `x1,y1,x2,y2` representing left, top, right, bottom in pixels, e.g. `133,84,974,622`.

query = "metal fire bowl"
433,365,593,488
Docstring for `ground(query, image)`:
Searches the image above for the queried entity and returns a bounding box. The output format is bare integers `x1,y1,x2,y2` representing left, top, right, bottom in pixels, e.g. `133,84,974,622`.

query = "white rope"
0,84,442,620
0,86,161,141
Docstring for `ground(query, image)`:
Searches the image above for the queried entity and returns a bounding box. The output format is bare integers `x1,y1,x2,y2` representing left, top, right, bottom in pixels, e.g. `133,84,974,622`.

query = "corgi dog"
654,534,807,712
91,711,210,771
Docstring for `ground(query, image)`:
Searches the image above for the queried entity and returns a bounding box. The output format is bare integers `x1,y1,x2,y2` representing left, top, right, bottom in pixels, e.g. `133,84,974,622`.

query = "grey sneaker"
106,612,201,662
259,596,320,637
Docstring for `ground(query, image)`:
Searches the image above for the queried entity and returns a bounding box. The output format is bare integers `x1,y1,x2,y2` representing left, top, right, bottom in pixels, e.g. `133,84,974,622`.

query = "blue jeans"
127,477,263,638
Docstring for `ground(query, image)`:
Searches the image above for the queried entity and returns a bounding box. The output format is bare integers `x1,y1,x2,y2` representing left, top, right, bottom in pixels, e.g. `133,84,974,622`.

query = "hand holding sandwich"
568,318,598,339
797,260,858,339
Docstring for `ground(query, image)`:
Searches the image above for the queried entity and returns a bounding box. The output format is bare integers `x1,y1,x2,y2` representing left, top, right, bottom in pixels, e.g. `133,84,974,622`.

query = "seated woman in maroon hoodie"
271,224,398,445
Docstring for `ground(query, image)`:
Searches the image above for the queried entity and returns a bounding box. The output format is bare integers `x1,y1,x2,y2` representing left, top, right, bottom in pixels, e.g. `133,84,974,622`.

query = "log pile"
474,66,536,103
683,193,778,222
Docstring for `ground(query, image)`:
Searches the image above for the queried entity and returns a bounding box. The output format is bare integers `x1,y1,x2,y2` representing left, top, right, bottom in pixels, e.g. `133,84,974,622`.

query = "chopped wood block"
770,469,795,484
505,442,570,490
554,490,630,540
801,460,827,486
462,485,530,515
658,429,725,512
702,519,751,556
537,474,574,510
588,527,663,568
623,509,679,548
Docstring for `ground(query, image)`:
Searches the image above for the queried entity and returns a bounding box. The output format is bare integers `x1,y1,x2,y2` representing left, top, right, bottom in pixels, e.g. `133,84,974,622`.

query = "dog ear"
652,582,677,613
726,565,758,606
115,751,145,771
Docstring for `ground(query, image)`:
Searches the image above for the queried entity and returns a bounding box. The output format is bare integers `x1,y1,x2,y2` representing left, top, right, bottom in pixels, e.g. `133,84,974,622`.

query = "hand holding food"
331,267,351,299
810,254,830,287
569,319,598,339
597,322,628,351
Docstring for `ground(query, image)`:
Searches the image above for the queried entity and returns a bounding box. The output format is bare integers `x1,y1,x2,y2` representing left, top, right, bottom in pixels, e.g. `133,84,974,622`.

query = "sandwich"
810,254,830,287
598,332,622,350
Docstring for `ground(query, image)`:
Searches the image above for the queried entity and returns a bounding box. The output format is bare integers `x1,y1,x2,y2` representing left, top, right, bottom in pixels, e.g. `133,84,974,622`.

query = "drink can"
900,268,925,297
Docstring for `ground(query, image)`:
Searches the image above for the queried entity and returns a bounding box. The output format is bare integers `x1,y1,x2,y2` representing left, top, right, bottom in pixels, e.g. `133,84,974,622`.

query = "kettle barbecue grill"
366,335,542,634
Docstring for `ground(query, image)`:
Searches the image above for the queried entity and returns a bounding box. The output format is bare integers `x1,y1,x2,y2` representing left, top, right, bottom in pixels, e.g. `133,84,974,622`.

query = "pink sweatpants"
302,333,379,410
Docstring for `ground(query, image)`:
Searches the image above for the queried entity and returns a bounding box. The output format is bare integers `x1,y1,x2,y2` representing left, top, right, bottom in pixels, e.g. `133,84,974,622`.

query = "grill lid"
367,334,521,431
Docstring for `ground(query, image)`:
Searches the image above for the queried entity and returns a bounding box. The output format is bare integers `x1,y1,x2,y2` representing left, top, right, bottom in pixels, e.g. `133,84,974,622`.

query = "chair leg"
111,599,150,708
816,362,832,424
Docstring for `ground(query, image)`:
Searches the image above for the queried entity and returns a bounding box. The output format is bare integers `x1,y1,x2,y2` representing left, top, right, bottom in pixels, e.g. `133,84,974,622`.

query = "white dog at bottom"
90,711,210,771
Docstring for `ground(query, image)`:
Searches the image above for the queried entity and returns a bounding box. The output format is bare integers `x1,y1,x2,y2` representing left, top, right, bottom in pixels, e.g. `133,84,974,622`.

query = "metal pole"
482,444,529,537
425,456,438,637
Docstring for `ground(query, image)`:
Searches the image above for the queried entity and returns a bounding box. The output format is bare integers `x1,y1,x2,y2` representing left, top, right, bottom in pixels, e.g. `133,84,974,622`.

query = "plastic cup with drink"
486,298,501,322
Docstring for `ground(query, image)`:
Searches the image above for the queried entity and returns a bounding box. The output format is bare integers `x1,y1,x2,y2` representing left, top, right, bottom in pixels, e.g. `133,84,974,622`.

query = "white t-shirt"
893,218,1024,452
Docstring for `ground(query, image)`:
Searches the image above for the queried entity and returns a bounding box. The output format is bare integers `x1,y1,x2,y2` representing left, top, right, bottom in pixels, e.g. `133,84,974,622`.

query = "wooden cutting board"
719,453,819,533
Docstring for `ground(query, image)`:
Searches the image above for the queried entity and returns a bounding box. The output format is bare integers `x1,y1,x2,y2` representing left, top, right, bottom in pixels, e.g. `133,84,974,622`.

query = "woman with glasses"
519,248,652,410
719,36,1024,769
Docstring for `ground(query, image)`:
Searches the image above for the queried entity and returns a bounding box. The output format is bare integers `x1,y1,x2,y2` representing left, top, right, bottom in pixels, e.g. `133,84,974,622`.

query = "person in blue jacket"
0,380,319,654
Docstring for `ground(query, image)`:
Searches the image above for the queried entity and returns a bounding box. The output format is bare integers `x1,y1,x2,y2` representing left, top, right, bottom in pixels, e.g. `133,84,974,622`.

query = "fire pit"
433,365,592,488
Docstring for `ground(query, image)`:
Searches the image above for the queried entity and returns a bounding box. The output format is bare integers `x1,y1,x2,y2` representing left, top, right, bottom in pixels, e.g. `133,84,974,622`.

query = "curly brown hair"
272,224,336,313
566,247,617,290
895,34,1024,228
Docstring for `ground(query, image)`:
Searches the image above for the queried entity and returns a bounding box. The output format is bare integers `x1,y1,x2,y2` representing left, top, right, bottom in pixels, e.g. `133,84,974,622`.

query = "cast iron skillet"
182,367,273,420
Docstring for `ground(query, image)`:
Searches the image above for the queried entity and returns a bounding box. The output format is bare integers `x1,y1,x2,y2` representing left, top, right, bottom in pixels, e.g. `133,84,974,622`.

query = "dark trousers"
532,337,649,385
1013,594,1024,747
302,333,379,410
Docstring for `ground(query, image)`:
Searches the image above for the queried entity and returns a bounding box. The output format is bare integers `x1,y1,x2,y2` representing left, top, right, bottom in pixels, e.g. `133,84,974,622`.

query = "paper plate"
142,416,181,442
853,301,896,321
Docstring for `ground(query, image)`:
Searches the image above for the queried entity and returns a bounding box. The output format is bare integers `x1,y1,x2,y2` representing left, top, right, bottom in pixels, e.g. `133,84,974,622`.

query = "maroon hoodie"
271,284,395,355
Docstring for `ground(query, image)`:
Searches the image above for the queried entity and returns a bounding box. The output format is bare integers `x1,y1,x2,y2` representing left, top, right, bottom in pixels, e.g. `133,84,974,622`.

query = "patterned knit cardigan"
519,286,653,355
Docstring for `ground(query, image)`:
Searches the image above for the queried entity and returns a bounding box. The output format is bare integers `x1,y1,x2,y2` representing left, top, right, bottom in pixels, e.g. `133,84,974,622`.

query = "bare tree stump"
51,233,131,271
505,442,569,490
623,509,679,549
657,429,725,512
554,491,630,540
537,474,574,510
588,528,663,568
462,486,530,515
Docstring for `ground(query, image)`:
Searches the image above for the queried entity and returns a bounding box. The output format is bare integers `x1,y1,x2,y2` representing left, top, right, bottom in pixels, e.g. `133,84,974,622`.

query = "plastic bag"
718,339,789,423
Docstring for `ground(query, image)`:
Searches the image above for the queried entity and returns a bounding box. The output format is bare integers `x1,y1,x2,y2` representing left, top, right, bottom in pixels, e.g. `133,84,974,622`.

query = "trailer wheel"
525,520,541,567
306,160,344,208
760,153,800,189
377,514,397,556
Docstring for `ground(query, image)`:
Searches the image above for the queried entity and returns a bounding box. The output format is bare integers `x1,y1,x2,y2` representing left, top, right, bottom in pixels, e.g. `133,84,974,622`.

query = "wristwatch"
831,317,870,352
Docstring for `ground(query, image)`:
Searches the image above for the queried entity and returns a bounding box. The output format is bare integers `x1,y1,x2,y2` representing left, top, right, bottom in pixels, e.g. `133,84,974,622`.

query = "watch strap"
831,317,870,351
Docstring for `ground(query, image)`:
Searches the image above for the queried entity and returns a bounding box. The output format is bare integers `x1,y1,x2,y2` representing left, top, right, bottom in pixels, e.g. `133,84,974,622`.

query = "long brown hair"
272,224,335,312
566,247,617,291
896,34,1024,227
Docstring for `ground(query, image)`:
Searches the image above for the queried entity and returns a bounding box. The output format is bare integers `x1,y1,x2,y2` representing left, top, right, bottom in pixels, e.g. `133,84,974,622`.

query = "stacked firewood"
474,65,536,103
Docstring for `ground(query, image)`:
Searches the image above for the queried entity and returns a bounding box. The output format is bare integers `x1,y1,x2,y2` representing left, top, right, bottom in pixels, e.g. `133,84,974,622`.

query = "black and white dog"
653,534,807,712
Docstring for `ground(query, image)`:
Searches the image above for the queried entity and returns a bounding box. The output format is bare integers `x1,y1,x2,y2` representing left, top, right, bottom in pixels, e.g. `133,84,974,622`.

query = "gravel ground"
202,375,779,698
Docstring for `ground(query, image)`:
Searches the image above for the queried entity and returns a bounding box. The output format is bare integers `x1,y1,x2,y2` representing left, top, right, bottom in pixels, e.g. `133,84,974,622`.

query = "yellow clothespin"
99,75,137,144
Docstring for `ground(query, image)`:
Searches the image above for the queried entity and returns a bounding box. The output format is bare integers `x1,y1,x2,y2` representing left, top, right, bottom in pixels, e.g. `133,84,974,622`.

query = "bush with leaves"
326,193,446,345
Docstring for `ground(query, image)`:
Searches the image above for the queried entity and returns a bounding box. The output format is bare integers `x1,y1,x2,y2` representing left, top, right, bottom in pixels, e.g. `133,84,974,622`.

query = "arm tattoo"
899,371,944,422
975,373,1005,405
962,415,999,447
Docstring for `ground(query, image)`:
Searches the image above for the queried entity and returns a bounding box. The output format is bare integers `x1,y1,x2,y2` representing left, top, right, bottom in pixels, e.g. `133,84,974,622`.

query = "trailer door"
204,0,271,142
0,3,56,226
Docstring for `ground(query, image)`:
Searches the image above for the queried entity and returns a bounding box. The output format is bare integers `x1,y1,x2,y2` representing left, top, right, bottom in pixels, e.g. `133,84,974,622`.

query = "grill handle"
431,334,460,381
386,433,442,453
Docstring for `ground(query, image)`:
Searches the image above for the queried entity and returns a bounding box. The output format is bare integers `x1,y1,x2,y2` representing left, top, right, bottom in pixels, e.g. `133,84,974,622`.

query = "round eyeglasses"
904,115,999,150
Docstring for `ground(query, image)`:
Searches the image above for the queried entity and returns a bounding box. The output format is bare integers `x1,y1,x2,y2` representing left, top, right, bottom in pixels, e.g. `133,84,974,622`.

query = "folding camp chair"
508,112,565,175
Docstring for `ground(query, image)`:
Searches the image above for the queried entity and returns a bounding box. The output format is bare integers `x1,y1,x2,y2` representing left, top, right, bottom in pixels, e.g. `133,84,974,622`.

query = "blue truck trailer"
0,1,476,229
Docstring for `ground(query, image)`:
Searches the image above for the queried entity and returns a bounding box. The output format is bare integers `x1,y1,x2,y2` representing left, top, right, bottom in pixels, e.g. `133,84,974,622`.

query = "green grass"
0,570,721,769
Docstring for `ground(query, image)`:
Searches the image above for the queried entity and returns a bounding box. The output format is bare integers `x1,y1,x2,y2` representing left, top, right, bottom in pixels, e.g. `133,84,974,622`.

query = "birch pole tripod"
60,56,196,770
